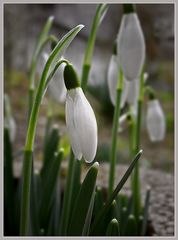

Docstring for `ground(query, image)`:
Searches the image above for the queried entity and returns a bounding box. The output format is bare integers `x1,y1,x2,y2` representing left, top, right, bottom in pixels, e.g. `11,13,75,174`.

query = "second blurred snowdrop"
43,53,67,103
117,4,145,81
146,99,166,142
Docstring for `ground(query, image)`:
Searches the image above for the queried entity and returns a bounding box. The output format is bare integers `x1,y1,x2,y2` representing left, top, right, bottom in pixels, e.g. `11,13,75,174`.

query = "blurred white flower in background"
4,94,16,142
42,53,67,103
117,9,145,82
146,99,166,142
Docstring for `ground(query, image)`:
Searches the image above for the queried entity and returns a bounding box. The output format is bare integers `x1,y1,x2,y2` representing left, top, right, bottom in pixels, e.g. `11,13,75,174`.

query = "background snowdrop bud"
146,99,166,142
4,94,16,142
64,64,98,163
107,54,119,106
107,41,119,106
117,5,145,81
43,53,67,103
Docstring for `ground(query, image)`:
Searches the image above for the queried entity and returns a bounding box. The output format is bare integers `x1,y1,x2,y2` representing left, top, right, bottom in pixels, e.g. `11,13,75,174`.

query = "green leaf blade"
68,162,99,236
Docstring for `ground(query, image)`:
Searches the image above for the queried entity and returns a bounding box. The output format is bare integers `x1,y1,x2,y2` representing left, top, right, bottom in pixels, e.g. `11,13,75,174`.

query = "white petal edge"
146,99,166,142
65,90,82,160
73,88,98,163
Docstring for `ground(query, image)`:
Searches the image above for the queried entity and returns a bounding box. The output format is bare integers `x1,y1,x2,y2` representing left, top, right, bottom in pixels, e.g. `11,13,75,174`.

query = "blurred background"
4,4,174,173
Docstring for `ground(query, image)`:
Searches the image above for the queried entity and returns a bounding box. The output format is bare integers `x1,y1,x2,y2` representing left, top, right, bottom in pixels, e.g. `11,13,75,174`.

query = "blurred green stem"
19,23,84,233
132,70,145,220
28,16,56,119
108,69,123,196
81,4,108,92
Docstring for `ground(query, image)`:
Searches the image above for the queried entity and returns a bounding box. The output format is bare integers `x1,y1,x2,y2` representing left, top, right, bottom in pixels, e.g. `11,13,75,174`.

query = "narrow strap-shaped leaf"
82,191,95,236
43,114,52,154
39,149,63,229
90,150,142,235
120,207,127,235
4,127,15,234
70,159,81,213
125,214,137,236
123,195,134,235
59,151,75,235
47,178,61,236
68,162,99,236
106,218,120,236
30,167,41,236
41,125,60,179
141,186,151,236
138,215,143,236
93,186,104,219
91,200,117,236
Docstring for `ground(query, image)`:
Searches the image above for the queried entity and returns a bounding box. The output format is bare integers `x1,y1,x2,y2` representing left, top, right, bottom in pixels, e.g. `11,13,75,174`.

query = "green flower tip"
78,24,85,30
93,161,99,170
128,214,135,220
139,149,143,155
123,4,135,14
112,41,117,55
59,148,64,154
148,91,156,100
111,218,118,224
64,64,80,90
49,16,55,22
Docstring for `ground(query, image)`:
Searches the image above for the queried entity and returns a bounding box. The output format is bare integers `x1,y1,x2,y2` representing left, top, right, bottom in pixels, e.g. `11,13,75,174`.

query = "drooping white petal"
73,88,98,163
146,99,166,142
117,13,145,81
65,90,82,160
107,55,119,106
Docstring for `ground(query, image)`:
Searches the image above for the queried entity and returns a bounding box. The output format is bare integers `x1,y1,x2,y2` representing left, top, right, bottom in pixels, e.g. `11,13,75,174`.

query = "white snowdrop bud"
4,94,16,142
146,99,166,142
64,64,98,163
117,5,145,81
107,54,119,106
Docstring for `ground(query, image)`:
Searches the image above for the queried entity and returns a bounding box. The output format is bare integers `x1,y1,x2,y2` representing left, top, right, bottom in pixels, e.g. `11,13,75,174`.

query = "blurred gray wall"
4,4,174,86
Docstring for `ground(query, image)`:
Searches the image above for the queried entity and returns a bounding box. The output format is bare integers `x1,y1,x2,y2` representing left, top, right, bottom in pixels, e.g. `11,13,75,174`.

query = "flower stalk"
20,24,84,235
81,4,108,92
131,69,145,220
28,16,55,119
108,68,123,196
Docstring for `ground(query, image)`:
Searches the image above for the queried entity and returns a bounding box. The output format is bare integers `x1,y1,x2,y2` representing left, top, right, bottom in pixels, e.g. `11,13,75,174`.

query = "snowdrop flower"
117,4,145,81
146,99,166,142
43,53,67,103
64,64,98,163
107,45,119,106
4,94,16,142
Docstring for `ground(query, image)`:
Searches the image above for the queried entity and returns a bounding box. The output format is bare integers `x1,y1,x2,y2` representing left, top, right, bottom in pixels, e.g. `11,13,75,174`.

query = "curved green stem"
132,69,145,220
28,16,55,119
81,4,108,92
20,24,84,235
108,69,123,196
